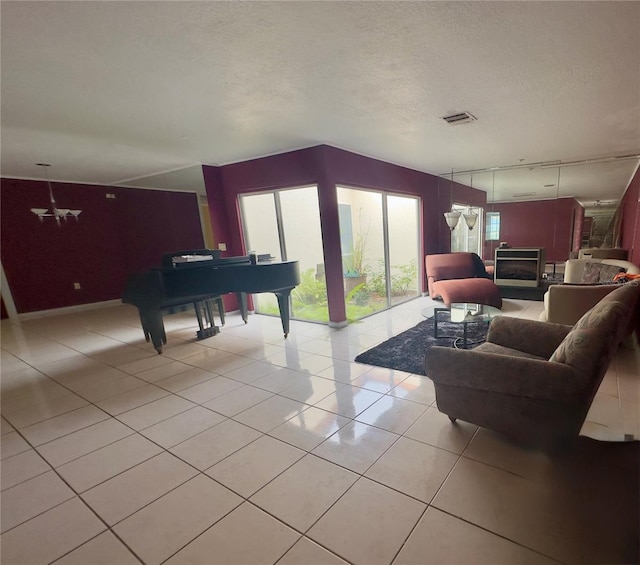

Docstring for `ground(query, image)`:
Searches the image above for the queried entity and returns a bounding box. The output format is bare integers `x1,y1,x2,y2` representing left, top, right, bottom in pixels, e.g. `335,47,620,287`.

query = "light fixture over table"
30,163,81,226
443,170,461,230
463,175,478,230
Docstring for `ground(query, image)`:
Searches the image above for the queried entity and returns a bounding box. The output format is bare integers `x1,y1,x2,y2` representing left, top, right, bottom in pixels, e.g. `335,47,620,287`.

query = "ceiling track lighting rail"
440,151,640,178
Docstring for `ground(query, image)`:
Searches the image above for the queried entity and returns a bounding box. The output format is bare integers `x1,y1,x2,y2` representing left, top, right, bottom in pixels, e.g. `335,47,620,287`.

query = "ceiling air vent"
441,111,477,125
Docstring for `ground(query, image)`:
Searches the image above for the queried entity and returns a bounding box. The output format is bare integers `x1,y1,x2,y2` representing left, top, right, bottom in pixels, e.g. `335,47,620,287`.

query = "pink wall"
4,151,628,318
484,197,584,263
619,166,640,265
203,145,486,324
0,178,204,313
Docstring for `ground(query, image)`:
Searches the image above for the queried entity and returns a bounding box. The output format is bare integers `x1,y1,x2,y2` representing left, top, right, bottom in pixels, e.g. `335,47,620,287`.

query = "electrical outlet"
73,282,81,290
218,243,227,251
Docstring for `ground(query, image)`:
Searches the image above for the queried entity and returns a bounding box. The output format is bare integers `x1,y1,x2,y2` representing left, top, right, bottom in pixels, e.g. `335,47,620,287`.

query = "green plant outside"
342,211,370,278
342,229,368,277
258,261,417,324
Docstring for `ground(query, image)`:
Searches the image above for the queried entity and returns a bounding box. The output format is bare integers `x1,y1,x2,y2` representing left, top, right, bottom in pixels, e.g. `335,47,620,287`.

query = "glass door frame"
239,184,320,260
337,185,422,318
238,184,327,323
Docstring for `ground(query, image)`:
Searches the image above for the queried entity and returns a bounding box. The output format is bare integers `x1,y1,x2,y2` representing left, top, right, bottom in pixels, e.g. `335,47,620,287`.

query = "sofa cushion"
549,283,637,376
581,261,602,283
431,278,503,309
598,264,626,283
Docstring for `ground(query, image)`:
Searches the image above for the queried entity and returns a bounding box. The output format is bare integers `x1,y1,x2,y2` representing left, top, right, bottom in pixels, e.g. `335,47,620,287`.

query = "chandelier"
443,171,478,230
443,170,461,230
30,163,81,226
463,175,478,230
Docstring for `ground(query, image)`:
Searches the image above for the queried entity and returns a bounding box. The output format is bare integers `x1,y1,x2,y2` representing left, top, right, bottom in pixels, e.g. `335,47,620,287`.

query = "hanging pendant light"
443,169,461,230
463,174,478,230
30,163,82,226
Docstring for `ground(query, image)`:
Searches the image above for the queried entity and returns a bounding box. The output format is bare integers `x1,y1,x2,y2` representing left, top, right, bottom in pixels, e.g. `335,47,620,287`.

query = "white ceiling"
1,1,639,205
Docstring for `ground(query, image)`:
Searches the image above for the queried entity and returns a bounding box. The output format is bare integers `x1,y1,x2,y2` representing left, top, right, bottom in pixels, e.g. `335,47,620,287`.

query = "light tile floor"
1,296,638,564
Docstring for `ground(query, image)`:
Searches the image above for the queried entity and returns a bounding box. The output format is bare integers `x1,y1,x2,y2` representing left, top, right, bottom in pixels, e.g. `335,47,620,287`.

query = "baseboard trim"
17,300,123,321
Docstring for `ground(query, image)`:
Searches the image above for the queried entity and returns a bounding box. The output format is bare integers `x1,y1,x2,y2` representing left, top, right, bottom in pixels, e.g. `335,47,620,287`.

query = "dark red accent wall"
619,166,640,265
203,145,486,324
0,178,204,314
483,198,584,263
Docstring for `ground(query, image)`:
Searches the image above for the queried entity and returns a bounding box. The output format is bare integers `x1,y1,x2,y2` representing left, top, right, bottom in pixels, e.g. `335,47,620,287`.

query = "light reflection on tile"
312,420,398,474
356,395,427,434
313,385,384,418
1,298,638,565
269,406,351,451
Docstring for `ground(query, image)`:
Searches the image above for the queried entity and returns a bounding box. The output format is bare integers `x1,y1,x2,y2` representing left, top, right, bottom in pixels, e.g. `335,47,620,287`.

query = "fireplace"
494,248,545,288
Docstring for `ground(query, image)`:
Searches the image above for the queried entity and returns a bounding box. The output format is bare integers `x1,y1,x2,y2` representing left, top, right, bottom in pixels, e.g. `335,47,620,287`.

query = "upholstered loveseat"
540,258,640,325
425,282,640,448
425,252,502,309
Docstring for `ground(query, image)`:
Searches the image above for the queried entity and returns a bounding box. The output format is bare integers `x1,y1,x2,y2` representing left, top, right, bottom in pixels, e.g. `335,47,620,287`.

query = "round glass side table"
421,302,502,348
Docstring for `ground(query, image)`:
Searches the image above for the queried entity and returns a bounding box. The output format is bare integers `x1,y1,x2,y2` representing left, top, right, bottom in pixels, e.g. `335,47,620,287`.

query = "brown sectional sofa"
540,258,640,325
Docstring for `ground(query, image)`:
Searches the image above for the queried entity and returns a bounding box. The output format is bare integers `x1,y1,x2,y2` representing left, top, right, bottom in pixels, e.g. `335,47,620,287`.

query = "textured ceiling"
1,1,639,204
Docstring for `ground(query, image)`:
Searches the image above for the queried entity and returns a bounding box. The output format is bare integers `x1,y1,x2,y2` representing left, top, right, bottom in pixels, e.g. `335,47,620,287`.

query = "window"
486,211,500,241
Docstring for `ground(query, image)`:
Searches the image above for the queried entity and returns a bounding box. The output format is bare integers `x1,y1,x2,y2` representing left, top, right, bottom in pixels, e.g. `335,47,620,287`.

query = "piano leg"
215,297,225,326
236,292,248,324
275,289,293,338
140,308,167,354
138,311,151,342
193,301,220,341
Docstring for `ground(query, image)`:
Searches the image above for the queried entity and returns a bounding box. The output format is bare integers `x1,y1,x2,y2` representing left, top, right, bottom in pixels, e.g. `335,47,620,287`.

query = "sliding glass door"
337,186,420,321
239,186,328,323
387,195,420,306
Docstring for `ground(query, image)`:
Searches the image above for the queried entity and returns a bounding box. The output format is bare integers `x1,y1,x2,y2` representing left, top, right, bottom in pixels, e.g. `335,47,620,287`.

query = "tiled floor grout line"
426,504,567,565
0,424,147,565
396,437,566,565
4,300,634,564
3,358,620,557
3,353,455,502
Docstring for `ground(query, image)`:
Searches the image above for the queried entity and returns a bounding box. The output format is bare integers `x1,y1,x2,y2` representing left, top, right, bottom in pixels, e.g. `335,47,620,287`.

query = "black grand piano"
122,250,300,353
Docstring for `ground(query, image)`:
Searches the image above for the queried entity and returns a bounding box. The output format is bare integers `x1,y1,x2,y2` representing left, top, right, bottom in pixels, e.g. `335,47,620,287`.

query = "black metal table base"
433,307,489,349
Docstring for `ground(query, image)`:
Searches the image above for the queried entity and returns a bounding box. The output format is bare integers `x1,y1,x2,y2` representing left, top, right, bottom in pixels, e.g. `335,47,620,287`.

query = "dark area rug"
354,312,489,375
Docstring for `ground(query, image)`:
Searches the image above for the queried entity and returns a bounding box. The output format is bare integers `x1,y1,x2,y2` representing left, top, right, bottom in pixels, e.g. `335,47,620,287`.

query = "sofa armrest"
486,316,572,358
564,259,588,283
545,283,620,325
424,347,583,402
